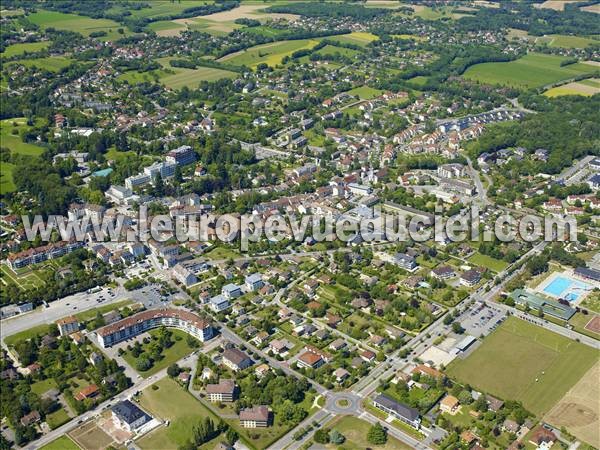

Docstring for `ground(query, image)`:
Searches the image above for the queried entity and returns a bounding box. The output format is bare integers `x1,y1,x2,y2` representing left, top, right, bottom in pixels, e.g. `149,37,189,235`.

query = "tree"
314,428,330,444
367,422,387,445
329,429,345,444
451,322,465,334
167,363,181,378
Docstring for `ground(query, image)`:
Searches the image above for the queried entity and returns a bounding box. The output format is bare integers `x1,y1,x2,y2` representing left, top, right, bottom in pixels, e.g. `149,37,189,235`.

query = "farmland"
6,56,73,72
219,39,321,68
547,34,599,48
328,31,378,47
463,53,598,89
1,41,50,57
446,317,599,416
27,10,128,40
544,78,600,97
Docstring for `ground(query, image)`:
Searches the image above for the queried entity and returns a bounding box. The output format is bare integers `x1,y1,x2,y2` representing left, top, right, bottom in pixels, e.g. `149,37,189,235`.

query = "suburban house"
439,395,460,414
222,284,242,299
56,316,79,336
222,348,253,372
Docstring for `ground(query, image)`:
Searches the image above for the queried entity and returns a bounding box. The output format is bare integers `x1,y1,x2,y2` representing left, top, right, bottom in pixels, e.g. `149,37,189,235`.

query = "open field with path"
446,316,599,416
219,39,321,68
544,78,600,97
28,10,128,40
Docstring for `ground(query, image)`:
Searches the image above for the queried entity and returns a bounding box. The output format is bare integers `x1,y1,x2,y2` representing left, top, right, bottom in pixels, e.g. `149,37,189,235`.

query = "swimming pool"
543,276,592,301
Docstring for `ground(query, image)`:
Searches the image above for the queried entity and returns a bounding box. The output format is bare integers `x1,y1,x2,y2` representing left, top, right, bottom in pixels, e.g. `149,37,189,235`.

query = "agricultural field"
463,53,598,89
27,10,128,40
446,316,599,416
6,56,73,72
544,78,600,97
328,31,379,47
109,0,213,20
40,436,80,450
316,44,360,58
544,361,599,448
119,59,236,90
1,41,50,57
546,34,599,48
136,377,223,450
323,416,412,450
219,39,321,68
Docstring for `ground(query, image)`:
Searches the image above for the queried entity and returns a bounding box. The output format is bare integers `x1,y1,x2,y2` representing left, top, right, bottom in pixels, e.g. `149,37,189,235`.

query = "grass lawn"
31,378,58,395
219,39,321,68
123,329,196,377
119,63,236,89
468,252,508,272
40,436,80,450
463,53,597,89
136,377,222,450
74,300,133,324
324,415,412,449
204,246,240,260
28,10,129,40
0,117,46,156
568,312,600,339
328,32,378,47
315,44,360,58
347,85,383,100
580,291,600,314
46,408,71,429
1,41,50,57
4,323,51,347
7,56,72,72
446,316,599,416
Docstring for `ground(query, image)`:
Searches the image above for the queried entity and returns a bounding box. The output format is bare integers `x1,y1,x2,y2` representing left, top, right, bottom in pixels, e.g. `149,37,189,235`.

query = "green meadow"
1,41,50,57
219,39,321,68
28,10,128,40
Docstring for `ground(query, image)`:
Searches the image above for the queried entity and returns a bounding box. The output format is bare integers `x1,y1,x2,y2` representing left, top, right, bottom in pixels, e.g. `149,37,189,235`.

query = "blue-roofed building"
211,295,230,312
111,400,151,432
92,168,113,178
222,283,242,299
245,273,264,292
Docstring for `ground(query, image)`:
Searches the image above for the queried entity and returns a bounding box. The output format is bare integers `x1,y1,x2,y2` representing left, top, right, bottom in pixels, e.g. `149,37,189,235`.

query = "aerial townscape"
0,1,599,450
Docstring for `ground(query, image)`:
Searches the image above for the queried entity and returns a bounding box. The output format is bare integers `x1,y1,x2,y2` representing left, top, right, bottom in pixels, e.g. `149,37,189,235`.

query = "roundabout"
325,392,362,415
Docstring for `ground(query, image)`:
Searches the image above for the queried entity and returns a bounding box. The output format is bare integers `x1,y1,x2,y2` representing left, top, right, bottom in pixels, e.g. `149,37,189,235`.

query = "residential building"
222,348,253,371
111,400,152,432
56,316,79,336
373,394,421,429
222,283,242,299
439,395,460,414
206,379,236,402
239,406,270,428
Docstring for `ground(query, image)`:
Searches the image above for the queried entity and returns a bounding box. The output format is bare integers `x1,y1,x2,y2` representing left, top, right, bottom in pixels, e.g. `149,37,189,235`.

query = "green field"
119,61,236,89
468,252,509,272
328,31,378,47
0,118,46,156
220,39,321,68
46,408,71,429
40,436,80,450
547,34,599,49
28,10,128,40
137,377,221,450
6,56,73,72
0,162,16,194
1,41,50,57
347,85,383,100
446,316,599,416
463,53,598,89
112,0,213,20
324,416,412,450
0,261,48,290
31,378,58,395
123,329,196,377
316,44,359,58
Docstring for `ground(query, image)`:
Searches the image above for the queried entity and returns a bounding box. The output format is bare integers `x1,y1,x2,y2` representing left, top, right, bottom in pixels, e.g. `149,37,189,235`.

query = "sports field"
544,78,600,97
136,377,220,450
1,41,50,57
544,362,599,448
219,39,321,68
28,10,127,40
463,53,597,89
446,316,599,416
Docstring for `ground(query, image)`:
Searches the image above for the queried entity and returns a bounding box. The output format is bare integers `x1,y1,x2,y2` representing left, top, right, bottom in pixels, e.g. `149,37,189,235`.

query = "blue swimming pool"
543,276,591,301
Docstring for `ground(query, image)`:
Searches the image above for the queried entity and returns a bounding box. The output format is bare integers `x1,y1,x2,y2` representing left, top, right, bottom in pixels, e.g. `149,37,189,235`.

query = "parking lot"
459,302,505,337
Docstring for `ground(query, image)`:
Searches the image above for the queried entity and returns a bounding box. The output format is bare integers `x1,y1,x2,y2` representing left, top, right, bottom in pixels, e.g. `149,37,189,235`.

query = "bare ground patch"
199,4,298,22
534,1,585,11
544,361,600,448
